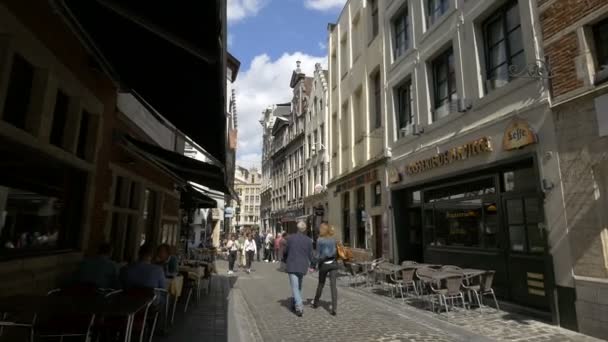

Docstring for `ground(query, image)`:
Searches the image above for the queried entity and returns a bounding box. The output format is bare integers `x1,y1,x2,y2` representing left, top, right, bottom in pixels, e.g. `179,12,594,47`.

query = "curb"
228,285,264,342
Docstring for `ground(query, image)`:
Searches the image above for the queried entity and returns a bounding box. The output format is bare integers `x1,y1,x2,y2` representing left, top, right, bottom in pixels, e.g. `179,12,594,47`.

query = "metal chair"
477,271,499,310
392,267,418,301
180,271,196,313
440,265,462,272
102,288,158,342
442,275,467,312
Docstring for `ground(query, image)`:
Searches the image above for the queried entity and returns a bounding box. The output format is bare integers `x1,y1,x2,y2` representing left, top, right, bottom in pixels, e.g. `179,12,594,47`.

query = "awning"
52,0,228,165
124,136,236,197
181,185,216,209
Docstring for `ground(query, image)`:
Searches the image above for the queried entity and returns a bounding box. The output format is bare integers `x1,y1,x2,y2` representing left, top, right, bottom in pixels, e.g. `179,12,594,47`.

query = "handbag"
336,242,351,261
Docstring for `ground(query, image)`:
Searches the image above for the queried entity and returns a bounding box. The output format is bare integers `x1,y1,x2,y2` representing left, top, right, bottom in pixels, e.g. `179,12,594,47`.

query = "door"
405,208,423,262
502,194,551,310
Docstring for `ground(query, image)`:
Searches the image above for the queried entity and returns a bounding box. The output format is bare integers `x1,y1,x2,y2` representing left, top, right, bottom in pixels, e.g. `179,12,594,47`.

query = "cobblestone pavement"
225,260,604,342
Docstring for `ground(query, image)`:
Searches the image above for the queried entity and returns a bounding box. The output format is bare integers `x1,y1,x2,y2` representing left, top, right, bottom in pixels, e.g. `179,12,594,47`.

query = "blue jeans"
288,272,304,311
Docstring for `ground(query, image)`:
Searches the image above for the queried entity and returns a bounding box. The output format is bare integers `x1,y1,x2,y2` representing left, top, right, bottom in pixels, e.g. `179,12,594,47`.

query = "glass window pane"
488,20,505,46
489,42,507,68
508,27,524,55
434,199,482,248
525,198,540,222
483,202,499,248
528,224,545,253
509,225,526,252
506,4,521,32
506,199,524,225
503,167,536,193
510,52,526,73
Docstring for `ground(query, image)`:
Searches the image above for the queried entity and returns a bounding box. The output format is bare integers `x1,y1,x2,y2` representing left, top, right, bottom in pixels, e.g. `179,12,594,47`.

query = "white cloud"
227,0,267,23
304,0,347,11
318,41,327,50
228,34,235,48
234,52,327,170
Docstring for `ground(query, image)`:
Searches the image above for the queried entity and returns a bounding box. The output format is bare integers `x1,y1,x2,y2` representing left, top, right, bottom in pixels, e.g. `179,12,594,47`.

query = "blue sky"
228,0,346,170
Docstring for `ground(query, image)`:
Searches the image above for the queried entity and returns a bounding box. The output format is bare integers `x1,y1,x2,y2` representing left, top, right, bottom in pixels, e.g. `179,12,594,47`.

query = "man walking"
283,221,313,317
256,230,264,262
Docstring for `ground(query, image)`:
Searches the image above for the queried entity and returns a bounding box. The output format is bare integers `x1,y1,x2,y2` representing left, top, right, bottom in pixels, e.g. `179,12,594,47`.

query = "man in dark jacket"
283,221,313,317
255,230,264,261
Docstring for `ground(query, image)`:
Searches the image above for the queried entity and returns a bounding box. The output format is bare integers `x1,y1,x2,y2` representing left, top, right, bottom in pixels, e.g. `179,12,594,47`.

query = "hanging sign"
503,118,537,151
405,137,492,175
388,167,401,184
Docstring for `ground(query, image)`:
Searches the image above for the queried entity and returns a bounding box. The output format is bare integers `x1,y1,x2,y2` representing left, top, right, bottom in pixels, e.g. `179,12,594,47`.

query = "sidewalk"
325,270,604,342
154,272,235,342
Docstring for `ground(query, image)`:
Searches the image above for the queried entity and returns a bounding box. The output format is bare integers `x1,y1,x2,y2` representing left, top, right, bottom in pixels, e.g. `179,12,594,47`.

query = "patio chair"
180,271,196,313
0,316,34,342
102,288,158,342
479,271,499,310
392,267,418,301
344,262,367,287
35,284,98,342
415,267,443,311
442,275,467,312
401,260,417,267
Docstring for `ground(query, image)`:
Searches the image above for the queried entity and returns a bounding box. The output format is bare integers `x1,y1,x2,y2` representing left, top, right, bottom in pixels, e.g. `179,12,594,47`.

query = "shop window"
356,187,366,249
431,47,456,120
483,202,499,248
392,8,410,59
50,90,69,148
425,177,495,203
372,181,382,206
483,0,524,91
427,0,449,27
2,54,34,130
502,167,536,193
433,199,482,248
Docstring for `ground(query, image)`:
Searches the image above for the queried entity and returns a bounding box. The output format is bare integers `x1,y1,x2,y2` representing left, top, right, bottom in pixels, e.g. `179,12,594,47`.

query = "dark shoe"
311,301,318,309
330,310,336,316
295,310,303,317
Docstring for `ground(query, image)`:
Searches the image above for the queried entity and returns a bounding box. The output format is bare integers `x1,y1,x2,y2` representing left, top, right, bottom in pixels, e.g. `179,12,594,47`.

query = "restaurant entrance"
394,158,553,311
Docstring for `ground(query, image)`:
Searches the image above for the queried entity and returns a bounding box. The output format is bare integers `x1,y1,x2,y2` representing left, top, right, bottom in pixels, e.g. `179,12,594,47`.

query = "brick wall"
539,0,608,98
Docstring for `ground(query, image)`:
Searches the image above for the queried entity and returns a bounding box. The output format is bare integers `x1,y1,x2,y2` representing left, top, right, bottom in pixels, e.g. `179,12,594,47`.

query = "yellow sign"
405,137,492,175
503,118,536,151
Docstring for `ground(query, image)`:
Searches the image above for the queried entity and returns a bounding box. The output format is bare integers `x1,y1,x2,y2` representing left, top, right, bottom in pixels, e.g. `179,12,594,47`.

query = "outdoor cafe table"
0,293,153,342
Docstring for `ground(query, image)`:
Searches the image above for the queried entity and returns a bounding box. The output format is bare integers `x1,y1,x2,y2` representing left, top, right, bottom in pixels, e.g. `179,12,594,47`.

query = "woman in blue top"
311,222,338,316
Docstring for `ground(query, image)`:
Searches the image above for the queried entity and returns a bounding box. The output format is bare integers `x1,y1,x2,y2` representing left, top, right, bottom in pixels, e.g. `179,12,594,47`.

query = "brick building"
539,0,608,338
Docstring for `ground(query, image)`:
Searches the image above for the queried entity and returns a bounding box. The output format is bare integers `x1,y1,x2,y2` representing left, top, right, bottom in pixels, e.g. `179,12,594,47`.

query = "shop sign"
388,167,401,184
405,137,492,175
224,207,234,218
503,118,536,151
335,169,378,194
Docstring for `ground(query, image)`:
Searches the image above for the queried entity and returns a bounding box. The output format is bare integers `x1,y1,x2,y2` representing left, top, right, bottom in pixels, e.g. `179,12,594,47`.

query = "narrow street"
161,260,602,342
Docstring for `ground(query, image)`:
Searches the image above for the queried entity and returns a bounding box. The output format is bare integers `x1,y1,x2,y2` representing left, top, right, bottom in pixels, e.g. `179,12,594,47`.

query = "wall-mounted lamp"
542,179,555,192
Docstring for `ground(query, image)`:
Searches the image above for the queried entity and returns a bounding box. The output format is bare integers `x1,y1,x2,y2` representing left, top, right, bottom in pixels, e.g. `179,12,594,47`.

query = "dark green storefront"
392,156,555,313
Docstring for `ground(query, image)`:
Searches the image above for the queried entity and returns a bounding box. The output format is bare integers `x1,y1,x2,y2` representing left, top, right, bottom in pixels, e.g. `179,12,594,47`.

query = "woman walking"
226,234,238,274
311,223,338,316
244,233,257,274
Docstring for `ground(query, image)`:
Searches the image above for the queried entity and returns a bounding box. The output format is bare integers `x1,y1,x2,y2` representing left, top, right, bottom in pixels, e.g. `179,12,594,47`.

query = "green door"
502,194,551,310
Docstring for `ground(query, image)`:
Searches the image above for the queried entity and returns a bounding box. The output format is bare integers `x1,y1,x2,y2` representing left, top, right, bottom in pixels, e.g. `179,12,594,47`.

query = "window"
353,89,363,140
3,54,34,130
308,134,312,156
483,1,524,91
332,114,338,154
341,102,349,148
432,47,456,120
505,197,544,253
313,129,318,153
340,35,349,76
370,0,379,41
320,163,325,186
342,192,351,245
427,0,449,27
396,79,413,132
372,182,382,206
371,72,382,129
356,187,366,248
76,110,91,160
109,175,142,261
331,52,338,87
320,123,325,147
593,17,608,74
393,9,410,59
352,17,361,60
50,90,69,148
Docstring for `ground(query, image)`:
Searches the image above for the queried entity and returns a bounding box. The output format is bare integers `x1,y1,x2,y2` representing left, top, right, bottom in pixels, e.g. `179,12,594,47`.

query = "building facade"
327,0,389,260
231,166,261,231
0,0,232,308
538,0,608,338
303,63,330,238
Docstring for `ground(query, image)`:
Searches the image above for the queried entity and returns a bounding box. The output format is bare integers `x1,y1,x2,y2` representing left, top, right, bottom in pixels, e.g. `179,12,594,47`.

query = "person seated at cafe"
120,243,167,290
154,243,178,277
75,242,120,289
